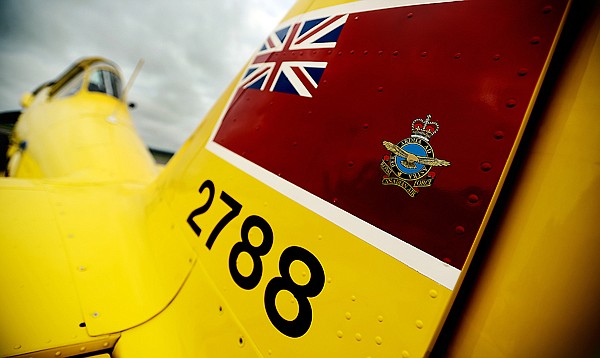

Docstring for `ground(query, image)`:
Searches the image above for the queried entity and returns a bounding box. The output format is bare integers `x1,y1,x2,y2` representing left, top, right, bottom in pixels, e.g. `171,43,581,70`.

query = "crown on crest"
411,114,439,141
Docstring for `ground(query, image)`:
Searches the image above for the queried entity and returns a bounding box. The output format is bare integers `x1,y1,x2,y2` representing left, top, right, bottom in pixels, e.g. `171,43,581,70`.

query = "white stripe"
206,142,461,290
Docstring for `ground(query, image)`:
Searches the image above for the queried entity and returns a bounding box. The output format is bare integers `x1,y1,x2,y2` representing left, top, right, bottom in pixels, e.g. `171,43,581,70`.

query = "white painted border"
206,141,461,289
207,0,463,290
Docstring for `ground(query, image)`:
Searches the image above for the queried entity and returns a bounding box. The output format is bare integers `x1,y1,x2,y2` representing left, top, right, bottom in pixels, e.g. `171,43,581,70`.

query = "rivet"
332,197,338,203
542,5,553,13
402,350,410,358
393,50,399,56
480,161,492,171
492,53,501,61
363,123,369,129
354,16,360,20
468,194,479,203
505,98,517,108
337,330,344,338
13,344,21,350
377,315,384,322
55,352,62,357
443,257,452,264
345,312,352,320
79,346,86,352
363,50,369,55
517,68,528,76
317,235,323,240
493,130,505,140
347,161,354,167
377,86,384,92
420,51,428,57
103,342,109,347
407,12,414,18
455,226,465,235
338,51,343,56
429,289,438,298
328,50,332,55
299,51,304,56
351,295,357,301
355,333,362,341
530,36,541,44
375,336,383,345
327,277,332,283
350,50,355,55
416,320,424,329
454,52,462,59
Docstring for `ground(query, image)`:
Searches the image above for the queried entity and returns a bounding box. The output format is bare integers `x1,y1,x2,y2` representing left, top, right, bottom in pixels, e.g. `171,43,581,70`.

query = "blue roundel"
395,143,426,174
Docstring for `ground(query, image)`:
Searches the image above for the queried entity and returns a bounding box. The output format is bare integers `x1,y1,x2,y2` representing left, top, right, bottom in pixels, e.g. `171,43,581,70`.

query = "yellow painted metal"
0,178,196,354
439,5,600,357
0,179,91,357
116,149,453,357
0,58,196,355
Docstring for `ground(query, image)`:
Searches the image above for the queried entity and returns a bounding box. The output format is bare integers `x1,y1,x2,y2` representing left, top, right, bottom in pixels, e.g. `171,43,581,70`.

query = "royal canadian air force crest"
380,114,450,197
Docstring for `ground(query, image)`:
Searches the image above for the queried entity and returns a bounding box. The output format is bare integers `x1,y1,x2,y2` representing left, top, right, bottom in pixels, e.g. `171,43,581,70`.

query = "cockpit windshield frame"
47,58,125,101
87,66,123,100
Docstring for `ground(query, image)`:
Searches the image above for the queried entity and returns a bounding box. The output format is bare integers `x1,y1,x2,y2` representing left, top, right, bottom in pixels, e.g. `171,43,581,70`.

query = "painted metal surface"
120,0,569,356
209,0,569,284
114,0,571,356
209,1,565,296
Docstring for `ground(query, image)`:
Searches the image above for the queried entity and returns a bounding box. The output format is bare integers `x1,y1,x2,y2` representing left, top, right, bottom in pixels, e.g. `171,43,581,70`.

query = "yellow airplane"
1,0,599,357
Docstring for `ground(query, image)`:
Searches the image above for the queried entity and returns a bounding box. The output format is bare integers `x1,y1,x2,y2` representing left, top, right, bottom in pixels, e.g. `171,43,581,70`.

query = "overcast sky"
0,0,295,152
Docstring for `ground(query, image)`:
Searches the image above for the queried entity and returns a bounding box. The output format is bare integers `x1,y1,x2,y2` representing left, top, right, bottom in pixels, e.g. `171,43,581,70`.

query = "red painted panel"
214,0,568,269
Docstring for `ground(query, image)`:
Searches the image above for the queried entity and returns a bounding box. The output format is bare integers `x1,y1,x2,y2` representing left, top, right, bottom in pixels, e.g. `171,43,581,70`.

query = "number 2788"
186,179,325,338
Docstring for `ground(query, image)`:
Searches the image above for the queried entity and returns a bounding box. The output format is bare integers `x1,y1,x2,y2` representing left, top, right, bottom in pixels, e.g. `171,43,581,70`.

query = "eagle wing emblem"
383,140,450,169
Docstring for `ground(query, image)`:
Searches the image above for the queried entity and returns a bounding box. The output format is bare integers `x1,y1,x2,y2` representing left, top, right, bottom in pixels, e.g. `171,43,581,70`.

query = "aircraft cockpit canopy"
48,58,124,100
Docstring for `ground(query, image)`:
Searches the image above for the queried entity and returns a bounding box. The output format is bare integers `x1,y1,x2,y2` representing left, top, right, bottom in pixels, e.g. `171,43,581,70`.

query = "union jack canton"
238,14,349,98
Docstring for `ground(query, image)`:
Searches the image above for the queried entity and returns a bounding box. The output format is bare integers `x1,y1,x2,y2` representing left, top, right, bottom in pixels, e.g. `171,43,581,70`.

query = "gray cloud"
0,0,294,151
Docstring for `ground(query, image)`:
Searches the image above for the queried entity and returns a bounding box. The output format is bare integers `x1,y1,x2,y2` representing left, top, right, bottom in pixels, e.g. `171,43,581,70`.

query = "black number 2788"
187,179,325,338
